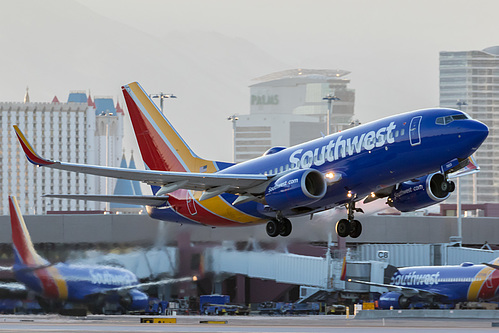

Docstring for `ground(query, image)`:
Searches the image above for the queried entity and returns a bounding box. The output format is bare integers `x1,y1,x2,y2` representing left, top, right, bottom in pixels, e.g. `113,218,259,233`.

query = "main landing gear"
266,216,292,238
336,201,364,238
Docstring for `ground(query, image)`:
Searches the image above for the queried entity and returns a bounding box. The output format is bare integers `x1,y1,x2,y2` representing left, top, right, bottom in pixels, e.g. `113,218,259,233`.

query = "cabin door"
409,116,422,146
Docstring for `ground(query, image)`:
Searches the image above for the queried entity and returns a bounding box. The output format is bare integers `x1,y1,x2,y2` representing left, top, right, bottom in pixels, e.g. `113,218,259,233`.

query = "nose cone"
466,119,489,150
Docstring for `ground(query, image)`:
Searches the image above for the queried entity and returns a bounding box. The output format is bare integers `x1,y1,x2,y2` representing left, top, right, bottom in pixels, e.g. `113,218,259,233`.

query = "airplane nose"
463,119,489,149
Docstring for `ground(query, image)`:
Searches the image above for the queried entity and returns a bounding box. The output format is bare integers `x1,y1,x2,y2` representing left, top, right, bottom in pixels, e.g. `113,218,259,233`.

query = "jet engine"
378,291,411,309
388,173,454,212
119,289,149,311
265,168,327,211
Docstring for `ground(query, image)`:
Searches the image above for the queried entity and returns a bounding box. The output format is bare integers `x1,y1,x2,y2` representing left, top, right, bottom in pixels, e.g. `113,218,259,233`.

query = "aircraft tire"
336,219,351,238
349,220,362,238
448,181,455,192
266,220,280,237
279,218,292,237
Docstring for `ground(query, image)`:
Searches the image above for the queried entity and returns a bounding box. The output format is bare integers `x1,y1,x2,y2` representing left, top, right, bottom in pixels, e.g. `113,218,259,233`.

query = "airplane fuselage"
390,261,499,304
14,262,148,309
148,108,488,227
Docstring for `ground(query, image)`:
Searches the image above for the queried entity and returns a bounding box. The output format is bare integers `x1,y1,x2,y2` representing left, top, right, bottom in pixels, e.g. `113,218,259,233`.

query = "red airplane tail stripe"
9,196,45,266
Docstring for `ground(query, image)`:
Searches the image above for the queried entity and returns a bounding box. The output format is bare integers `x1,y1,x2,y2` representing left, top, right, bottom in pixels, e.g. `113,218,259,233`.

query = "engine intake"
265,168,327,211
389,173,454,212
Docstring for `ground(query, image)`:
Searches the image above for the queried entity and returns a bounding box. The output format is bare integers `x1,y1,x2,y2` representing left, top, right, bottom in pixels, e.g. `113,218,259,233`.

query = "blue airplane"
14,82,488,238
343,258,499,309
6,196,195,314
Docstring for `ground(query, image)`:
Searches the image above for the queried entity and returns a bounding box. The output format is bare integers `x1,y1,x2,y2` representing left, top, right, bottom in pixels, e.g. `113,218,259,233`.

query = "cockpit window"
435,114,468,125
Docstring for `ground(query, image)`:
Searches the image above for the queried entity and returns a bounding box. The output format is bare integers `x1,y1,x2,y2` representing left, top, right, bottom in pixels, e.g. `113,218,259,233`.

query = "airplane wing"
0,282,27,293
346,278,445,298
14,126,270,196
43,194,169,207
90,276,196,296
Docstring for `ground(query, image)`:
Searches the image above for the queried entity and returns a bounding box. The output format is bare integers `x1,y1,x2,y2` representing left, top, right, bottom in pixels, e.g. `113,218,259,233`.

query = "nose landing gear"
335,201,363,238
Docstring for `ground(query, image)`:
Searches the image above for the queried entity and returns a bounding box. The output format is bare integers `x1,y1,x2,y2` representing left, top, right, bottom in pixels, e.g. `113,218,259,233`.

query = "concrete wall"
0,213,497,246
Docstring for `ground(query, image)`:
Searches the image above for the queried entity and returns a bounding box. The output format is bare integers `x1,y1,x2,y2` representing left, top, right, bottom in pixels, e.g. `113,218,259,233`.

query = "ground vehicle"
145,298,169,315
257,302,293,315
199,295,249,315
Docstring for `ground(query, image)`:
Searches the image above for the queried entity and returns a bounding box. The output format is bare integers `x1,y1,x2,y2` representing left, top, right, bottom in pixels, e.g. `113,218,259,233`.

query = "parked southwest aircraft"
343,258,499,309
14,82,488,238
6,196,195,313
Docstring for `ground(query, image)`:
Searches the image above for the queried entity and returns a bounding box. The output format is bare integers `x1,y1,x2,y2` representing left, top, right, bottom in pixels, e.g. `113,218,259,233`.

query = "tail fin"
9,196,48,267
122,82,230,173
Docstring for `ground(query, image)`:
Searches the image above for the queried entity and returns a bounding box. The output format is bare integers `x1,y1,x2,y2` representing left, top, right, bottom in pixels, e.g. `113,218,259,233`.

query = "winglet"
340,256,347,281
13,125,54,166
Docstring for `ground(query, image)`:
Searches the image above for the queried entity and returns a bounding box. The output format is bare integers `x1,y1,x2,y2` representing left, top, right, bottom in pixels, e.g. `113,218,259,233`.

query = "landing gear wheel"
279,218,292,237
440,181,449,192
349,220,362,238
448,181,455,192
336,219,351,238
266,220,279,237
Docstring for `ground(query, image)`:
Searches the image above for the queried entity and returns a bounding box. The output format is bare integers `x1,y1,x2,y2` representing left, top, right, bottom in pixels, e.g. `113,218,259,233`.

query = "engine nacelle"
388,173,454,212
378,291,411,309
120,289,149,311
265,168,327,211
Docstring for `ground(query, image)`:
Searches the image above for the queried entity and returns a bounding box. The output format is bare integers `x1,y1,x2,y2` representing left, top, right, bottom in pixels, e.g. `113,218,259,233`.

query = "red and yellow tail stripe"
13,125,54,166
468,257,499,301
122,82,217,173
9,196,68,299
122,82,263,225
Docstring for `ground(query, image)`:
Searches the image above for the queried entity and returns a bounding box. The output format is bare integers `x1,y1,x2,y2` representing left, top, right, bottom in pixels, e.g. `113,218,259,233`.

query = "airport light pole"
455,100,468,246
150,92,177,113
227,115,239,162
323,93,340,135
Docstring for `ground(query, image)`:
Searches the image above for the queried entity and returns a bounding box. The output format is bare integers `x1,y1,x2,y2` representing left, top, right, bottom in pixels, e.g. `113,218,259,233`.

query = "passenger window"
401,129,405,136
395,130,399,138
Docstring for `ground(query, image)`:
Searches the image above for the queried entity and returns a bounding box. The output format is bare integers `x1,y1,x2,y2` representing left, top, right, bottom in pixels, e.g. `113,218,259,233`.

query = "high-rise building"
232,69,355,163
440,46,499,204
0,90,124,215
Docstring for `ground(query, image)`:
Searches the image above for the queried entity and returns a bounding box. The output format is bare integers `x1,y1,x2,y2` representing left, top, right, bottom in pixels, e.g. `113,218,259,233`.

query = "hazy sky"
75,0,499,119
2,0,499,161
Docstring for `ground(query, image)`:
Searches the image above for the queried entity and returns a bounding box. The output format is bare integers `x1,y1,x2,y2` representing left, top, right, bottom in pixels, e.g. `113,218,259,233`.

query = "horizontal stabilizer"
43,194,169,207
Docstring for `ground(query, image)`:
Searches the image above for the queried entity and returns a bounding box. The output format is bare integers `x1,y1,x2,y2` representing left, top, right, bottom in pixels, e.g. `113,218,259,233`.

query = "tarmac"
0,313,499,333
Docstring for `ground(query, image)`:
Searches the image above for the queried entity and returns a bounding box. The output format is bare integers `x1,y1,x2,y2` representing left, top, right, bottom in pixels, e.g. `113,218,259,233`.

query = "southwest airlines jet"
7,196,194,314
14,82,488,238
344,258,499,309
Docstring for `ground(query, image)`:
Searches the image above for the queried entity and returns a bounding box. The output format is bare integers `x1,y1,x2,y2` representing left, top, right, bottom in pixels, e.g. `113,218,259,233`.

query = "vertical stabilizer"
9,196,48,267
121,82,228,173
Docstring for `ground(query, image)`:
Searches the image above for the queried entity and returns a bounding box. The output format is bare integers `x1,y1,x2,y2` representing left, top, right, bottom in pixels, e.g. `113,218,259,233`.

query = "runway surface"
0,314,498,333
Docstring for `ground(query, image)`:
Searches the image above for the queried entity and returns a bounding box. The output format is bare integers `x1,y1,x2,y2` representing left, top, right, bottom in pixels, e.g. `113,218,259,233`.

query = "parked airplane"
14,82,488,238
344,258,499,309
6,196,195,314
